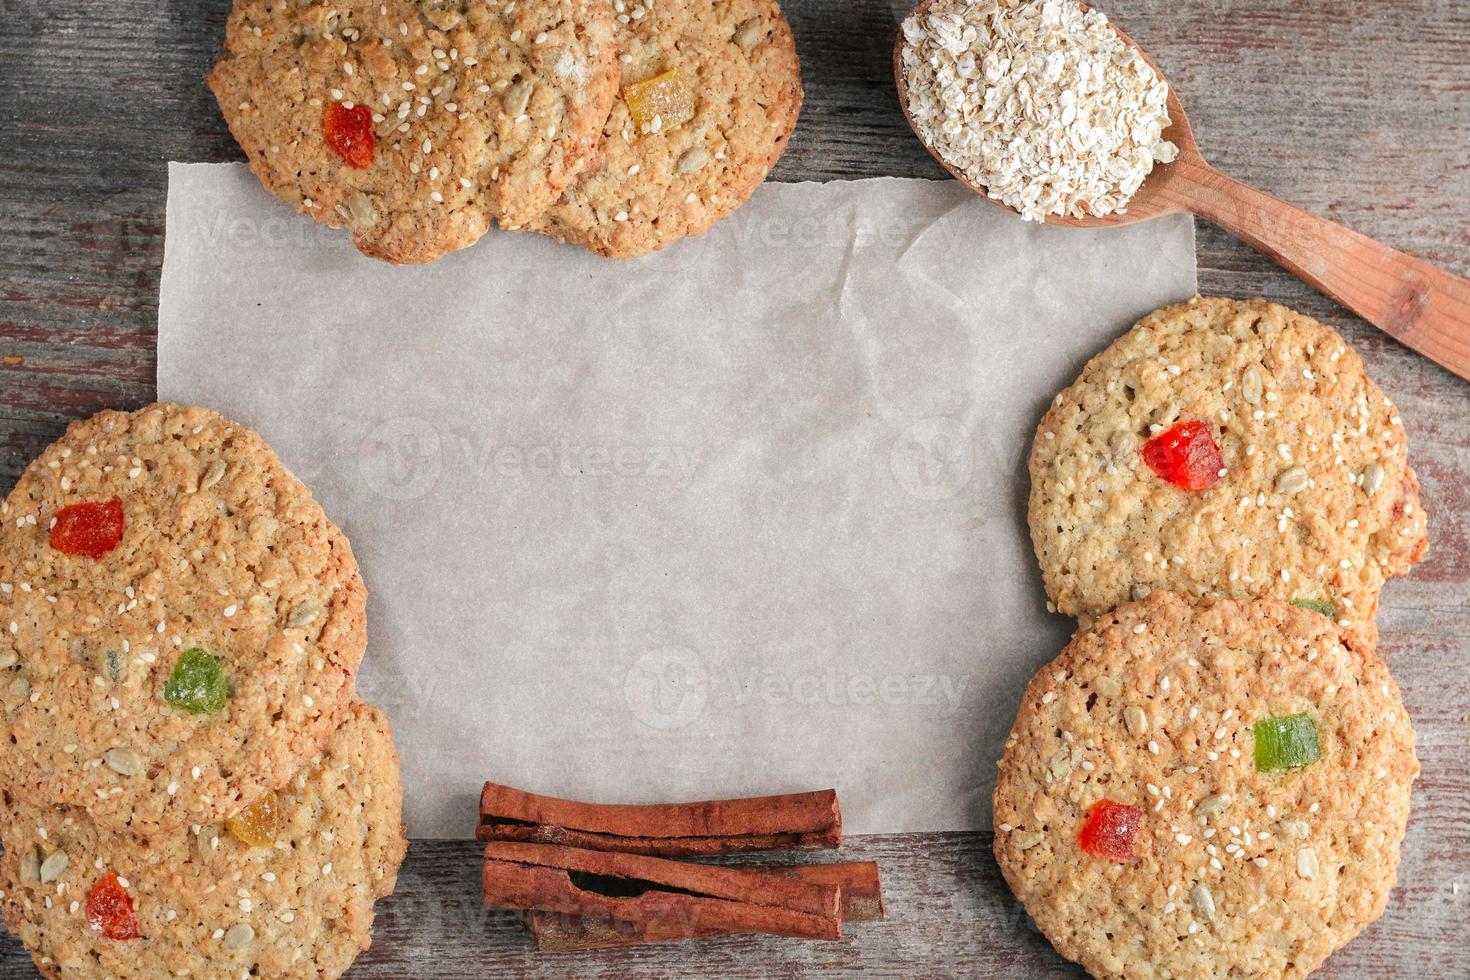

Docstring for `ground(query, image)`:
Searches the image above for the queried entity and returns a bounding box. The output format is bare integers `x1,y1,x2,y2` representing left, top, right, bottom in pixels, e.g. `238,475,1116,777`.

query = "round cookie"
1029,296,1427,647
0,404,367,836
993,591,1418,980
0,702,407,980
525,0,803,258
209,0,619,264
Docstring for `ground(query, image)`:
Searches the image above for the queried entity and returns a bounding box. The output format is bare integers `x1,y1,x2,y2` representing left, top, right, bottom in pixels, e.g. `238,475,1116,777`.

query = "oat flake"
901,0,1178,221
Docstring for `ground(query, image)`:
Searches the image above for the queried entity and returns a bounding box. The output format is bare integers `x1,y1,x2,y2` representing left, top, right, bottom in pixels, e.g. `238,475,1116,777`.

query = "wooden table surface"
2,0,1468,976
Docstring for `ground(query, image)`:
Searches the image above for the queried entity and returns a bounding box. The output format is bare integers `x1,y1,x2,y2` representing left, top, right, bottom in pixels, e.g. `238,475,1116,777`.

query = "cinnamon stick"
478,782,841,855
528,860,884,951
482,841,842,942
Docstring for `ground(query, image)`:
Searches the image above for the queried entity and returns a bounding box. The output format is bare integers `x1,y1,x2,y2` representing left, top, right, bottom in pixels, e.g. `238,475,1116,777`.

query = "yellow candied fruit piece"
227,791,283,848
623,67,696,134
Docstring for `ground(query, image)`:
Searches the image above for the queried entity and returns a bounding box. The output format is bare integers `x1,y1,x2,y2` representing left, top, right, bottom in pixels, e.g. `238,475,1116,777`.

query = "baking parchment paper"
158,162,1196,838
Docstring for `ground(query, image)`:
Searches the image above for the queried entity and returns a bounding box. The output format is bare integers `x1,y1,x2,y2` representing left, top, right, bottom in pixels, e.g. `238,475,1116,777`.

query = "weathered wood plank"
0,0,1468,976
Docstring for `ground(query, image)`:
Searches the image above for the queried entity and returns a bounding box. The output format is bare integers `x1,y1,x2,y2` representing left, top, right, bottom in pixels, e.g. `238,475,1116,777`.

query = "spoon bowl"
892,0,1470,381
893,0,1198,227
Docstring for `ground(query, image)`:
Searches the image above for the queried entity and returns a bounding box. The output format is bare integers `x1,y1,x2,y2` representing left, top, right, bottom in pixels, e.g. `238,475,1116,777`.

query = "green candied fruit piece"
164,648,230,714
1290,598,1337,620
1253,713,1321,771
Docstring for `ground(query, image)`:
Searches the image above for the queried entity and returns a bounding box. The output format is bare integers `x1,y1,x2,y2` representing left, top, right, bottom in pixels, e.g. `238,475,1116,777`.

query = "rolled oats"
901,0,1178,221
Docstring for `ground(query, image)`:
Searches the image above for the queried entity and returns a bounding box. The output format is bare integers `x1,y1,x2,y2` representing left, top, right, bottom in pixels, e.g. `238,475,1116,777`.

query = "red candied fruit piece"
324,102,375,169
1140,420,1223,491
1079,800,1143,862
86,872,141,941
50,499,125,559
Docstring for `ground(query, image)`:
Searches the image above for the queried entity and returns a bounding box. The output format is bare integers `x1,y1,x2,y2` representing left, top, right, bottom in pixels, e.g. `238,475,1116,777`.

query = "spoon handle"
1167,159,1470,382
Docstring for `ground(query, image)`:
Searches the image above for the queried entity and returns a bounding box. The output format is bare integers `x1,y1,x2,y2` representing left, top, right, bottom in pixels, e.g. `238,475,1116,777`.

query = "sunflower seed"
1093,675,1121,698
419,0,462,31
1123,705,1148,735
676,147,710,175
273,184,304,207
4,677,30,710
105,747,143,777
1195,793,1231,817
347,191,378,226
287,603,319,629
1241,365,1263,405
0,650,17,669
19,848,40,884
733,17,762,50
1296,847,1318,879
200,460,227,492
223,922,256,949
1275,466,1309,495
1191,883,1216,922
38,851,69,884
1130,584,1152,601
1013,830,1043,850
503,81,533,117
1283,819,1311,839
1361,461,1385,496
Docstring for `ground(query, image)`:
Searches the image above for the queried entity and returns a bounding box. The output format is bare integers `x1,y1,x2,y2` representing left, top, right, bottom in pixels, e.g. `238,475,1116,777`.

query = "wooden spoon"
894,1,1470,383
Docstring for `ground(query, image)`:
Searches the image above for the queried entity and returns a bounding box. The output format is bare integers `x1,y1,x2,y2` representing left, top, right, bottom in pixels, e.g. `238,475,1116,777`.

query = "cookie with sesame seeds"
0,404,367,836
208,0,620,264
1028,295,1427,648
523,0,803,258
0,701,406,980
993,591,1417,980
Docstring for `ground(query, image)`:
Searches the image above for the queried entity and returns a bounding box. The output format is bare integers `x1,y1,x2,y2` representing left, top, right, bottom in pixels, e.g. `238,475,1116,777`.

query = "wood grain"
1,0,1469,976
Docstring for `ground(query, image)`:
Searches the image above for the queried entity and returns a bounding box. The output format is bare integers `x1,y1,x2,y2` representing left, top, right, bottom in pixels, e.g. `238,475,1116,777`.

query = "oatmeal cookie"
1028,296,1427,647
0,702,407,980
525,0,802,258
209,0,619,264
993,591,1417,980
0,404,367,836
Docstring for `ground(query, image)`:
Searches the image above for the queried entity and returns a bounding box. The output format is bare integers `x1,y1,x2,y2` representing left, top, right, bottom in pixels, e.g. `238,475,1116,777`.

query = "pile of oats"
901,0,1178,221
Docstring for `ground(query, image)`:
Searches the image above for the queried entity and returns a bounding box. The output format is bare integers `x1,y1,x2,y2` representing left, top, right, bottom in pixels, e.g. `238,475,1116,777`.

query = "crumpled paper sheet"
158,162,1196,837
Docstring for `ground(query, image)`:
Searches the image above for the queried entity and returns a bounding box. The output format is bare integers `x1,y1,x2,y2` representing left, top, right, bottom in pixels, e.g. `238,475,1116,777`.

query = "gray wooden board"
1,0,1467,975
